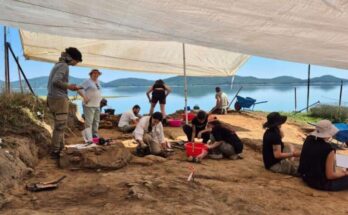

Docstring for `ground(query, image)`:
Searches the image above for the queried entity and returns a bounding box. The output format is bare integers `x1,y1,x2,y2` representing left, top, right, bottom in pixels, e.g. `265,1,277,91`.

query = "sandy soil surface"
2,112,348,215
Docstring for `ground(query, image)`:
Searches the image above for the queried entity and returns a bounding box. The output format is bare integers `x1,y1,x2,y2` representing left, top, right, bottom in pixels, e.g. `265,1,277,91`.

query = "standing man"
78,69,103,138
47,47,83,159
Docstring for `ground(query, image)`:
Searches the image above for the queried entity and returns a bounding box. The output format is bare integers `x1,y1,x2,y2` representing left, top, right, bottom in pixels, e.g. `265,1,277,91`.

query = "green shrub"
310,105,348,123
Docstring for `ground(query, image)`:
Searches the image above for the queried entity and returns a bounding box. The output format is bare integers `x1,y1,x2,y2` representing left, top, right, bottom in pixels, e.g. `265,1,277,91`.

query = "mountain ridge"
0,75,347,88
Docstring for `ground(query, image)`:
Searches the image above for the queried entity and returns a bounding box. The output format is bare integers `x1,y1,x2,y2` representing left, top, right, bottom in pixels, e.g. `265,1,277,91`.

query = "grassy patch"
309,105,348,123
280,112,322,124
0,92,51,134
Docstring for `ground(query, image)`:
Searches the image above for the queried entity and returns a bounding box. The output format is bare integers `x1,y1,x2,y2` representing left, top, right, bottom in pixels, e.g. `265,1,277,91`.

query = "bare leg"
149,103,156,115
160,104,166,118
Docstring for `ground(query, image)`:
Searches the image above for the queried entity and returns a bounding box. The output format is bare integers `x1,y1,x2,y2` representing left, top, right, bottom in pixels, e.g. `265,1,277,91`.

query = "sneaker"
229,154,243,160
208,153,223,160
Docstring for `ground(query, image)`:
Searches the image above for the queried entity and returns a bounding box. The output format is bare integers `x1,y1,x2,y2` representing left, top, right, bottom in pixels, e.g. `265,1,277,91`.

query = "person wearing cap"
210,87,229,114
78,69,103,138
298,120,348,191
262,112,300,175
47,47,83,159
133,112,171,156
118,105,141,133
182,110,211,143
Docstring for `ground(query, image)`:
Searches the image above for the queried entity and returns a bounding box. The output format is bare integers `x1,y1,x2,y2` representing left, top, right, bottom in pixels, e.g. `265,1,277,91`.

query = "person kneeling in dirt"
182,110,210,143
298,120,348,191
189,120,243,162
118,105,141,133
133,112,171,156
262,112,300,176
47,47,83,160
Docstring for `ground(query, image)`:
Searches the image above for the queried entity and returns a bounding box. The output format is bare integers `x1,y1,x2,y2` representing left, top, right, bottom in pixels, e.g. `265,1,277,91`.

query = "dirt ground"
2,112,348,215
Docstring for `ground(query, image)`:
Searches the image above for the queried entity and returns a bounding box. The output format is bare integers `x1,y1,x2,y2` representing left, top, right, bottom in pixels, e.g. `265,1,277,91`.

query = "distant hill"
2,75,347,88
8,77,102,89
103,78,153,87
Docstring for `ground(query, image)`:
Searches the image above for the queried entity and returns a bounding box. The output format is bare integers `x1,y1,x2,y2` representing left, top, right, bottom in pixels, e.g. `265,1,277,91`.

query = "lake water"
33,84,348,115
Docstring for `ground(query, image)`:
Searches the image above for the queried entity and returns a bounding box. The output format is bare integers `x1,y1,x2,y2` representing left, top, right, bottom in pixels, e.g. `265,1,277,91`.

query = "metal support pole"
183,43,188,125
17,56,23,93
7,43,35,96
4,26,10,93
294,87,297,112
306,64,311,112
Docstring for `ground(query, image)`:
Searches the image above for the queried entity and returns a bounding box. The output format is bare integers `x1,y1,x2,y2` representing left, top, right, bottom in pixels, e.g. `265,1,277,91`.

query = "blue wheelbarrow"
234,95,267,111
334,123,348,143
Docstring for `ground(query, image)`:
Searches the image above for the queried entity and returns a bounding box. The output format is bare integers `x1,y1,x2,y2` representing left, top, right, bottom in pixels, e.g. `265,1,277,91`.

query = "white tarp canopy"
19,30,249,76
1,0,348,70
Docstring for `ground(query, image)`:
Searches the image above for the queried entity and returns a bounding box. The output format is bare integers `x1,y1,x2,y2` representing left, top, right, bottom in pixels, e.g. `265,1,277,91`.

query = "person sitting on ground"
262,112,300,176
78,69,103,138
134,112,170,156
183,110,210,143
210,87,229,114
298,120,348,191
118,105,141,133
146,79,172,119
189,120,243,162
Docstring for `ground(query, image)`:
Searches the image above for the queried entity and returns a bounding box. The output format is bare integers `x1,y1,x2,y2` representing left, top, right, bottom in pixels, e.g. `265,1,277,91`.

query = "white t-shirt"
215,92,229,108
118,110,138,127
79,79,102,107
133,116,165,143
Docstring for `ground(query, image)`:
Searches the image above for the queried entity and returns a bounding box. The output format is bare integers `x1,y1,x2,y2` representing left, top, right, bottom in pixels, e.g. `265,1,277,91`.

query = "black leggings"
326,176,348,191
182,124,210,143
305,176,348,191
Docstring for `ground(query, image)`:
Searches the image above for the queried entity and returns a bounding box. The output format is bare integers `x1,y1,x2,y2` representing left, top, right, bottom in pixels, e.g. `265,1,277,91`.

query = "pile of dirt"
59,142,132,170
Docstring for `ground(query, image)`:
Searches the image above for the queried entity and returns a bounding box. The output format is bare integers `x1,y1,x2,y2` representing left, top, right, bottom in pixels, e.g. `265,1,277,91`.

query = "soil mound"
59,142,132,170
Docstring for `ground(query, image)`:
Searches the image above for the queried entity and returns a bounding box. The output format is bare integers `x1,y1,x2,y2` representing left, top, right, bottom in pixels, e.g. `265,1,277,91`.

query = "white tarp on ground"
1,0,348,70
19,30,249,76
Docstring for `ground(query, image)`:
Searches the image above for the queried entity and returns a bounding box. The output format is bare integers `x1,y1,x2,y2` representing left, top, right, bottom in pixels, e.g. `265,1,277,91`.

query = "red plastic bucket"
185,142,208,157
168,119,182,127
182,112,196,122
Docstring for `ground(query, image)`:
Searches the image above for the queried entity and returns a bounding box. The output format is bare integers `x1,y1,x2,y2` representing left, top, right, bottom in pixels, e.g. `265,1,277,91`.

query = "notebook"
336,154,348,168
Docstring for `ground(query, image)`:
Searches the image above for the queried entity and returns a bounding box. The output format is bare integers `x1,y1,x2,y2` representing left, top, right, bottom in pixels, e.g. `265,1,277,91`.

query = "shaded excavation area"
1,94,348,215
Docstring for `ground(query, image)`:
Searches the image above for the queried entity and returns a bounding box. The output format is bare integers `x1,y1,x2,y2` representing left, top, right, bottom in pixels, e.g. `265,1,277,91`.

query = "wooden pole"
17,56,23,93
4,26,10,93
183,43,188,125
306,64,311,112
294,87,297,112
338,80,343,116
7,43,35,96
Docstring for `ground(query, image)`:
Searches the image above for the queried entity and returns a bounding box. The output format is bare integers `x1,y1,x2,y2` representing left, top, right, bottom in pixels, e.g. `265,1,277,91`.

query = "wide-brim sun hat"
310,120,339,138
263,112,287,128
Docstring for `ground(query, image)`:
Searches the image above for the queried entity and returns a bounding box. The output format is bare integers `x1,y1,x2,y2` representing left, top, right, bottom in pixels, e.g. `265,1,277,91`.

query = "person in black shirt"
298,120,348,191
183,111,210,143
146,79,172,118
188,119,243,162
206,120,243,159
262,112,300,175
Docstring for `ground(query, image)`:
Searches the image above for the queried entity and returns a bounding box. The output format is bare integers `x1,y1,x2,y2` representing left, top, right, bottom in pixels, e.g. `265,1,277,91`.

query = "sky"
2,25,348,82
